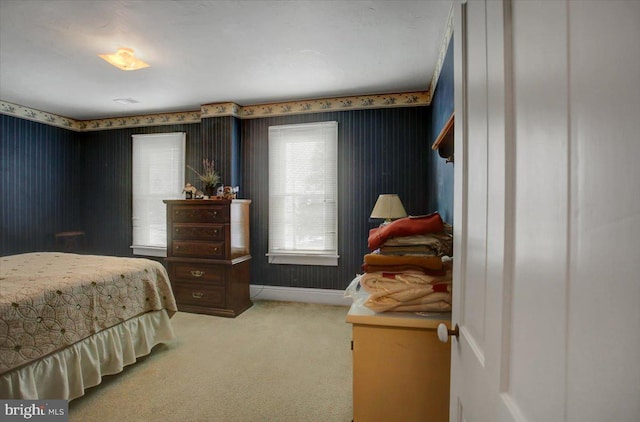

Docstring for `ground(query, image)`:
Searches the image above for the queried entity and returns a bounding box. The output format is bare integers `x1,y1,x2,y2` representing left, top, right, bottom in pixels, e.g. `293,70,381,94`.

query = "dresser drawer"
170,262,225,284
172,281,225,308
171,205,229,223
172,223,225,241
172,241,225,259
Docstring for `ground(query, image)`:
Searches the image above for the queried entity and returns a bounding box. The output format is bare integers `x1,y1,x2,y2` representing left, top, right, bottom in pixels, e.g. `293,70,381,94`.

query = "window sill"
131,245,167,258
266,253,339,266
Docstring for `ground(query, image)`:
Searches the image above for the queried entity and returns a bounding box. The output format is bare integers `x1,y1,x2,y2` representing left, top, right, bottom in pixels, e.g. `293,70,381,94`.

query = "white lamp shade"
370,194,407,220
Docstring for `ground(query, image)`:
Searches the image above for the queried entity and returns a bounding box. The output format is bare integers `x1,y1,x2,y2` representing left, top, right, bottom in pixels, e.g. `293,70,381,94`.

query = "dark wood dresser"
163,199,252,317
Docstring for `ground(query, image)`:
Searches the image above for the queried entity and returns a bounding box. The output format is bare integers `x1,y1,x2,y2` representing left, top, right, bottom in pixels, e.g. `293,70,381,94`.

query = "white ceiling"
0,0,452,120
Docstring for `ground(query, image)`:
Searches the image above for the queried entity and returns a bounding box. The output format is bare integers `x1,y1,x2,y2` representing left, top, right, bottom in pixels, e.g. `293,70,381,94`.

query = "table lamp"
370,194,407,225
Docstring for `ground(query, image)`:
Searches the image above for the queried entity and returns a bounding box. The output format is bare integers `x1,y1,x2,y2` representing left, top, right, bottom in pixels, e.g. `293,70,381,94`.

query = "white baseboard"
250,285,352,307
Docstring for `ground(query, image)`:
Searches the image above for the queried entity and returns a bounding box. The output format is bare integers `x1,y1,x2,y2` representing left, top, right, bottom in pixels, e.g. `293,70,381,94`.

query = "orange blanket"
360,271,452,313
368,213,444,251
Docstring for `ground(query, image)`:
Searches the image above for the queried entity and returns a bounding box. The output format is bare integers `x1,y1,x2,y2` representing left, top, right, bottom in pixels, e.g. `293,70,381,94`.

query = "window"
268,121,339,266
131,132,185,257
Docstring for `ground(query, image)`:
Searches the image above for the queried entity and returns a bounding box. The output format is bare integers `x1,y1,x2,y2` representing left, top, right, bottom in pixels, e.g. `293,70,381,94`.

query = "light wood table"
347,303,452,422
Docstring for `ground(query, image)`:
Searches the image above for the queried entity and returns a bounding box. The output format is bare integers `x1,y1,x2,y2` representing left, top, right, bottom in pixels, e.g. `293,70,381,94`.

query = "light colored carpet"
68,301,353,421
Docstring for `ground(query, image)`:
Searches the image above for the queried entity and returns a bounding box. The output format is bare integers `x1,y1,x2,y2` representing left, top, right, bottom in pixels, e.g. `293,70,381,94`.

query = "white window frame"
131,132,186,257
267,121,339,266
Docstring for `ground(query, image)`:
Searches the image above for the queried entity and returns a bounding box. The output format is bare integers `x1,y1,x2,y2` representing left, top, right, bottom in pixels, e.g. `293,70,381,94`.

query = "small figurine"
183,183,197,199
222,186,239,199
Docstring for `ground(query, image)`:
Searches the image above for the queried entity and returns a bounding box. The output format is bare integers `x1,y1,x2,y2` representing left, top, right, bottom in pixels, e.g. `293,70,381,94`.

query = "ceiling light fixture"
99,47,149,71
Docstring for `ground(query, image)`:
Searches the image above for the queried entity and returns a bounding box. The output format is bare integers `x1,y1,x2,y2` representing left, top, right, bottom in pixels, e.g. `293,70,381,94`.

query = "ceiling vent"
113,98,140,105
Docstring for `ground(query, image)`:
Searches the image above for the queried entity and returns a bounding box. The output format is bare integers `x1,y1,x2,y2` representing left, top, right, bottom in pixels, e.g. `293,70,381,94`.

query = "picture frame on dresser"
163,198,252,317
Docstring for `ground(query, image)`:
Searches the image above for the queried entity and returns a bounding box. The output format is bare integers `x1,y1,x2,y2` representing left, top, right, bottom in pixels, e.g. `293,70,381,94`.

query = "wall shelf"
432,112,454,163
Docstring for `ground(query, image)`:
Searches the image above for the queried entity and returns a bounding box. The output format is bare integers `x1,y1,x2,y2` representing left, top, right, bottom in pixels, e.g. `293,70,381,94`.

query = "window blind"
268,121,338,266
131,132,185,256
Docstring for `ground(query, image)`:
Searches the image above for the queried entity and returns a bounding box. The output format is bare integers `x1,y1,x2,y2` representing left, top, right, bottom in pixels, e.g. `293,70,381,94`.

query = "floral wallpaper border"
1,101,80,130
1,91,430,131
0,101,202,132
201,91,430,119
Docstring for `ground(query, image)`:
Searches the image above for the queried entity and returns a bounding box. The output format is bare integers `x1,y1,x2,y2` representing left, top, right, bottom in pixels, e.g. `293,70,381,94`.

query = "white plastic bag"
344,274,367,306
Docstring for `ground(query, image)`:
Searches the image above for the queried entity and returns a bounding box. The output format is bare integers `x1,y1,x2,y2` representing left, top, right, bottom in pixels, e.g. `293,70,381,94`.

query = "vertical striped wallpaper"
78,123,202,257
199,115,243,189
1,114,81,255
242,108,432,289
1,106,446,291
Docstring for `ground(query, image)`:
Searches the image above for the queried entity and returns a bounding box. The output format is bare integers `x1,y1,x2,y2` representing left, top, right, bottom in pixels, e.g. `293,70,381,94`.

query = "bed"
0,252,178,400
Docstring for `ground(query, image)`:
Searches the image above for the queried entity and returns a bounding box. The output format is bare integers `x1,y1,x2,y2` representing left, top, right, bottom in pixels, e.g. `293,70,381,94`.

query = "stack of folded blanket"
359,212,453,312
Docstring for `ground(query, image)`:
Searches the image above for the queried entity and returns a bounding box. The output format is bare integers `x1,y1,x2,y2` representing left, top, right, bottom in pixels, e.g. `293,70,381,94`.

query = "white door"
449,1,640,421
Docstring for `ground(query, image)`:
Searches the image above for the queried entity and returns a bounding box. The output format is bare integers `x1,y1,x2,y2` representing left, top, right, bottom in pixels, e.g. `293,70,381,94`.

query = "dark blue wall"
242,107,432,289
200,116,239,187
428,38,455,224
78,123,202,256
1,114,81,254
1,101,453,290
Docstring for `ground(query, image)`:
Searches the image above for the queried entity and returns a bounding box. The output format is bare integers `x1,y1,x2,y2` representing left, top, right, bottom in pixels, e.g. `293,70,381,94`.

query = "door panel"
462,0,488,354
567,1,640,421
451,1,639,422
508,1,569,420
453,1,569,420
451,0,498,420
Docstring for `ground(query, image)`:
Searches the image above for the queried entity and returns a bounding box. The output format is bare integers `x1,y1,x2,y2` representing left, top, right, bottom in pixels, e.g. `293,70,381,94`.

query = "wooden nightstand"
347,303,451,422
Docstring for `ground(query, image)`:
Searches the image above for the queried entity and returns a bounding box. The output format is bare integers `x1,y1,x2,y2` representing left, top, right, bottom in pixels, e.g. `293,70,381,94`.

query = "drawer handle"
191,270,205,277
192,291,205,299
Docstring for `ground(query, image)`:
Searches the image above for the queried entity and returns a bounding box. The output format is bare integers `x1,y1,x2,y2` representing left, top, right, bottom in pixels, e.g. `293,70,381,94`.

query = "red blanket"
368,213,444,251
